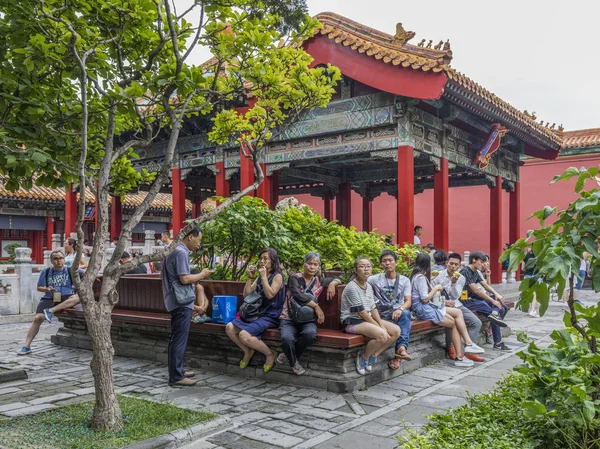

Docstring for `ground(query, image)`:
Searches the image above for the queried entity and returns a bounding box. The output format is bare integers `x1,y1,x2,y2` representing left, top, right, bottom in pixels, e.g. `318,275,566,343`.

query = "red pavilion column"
397,145,415,245
336,183,352,227
256,163,271,207
239,146,255,193
434,157,449,251
64,183,77,237
46,217,54,250
490,175,503,284
110,196,122,241
362,195,373,232
32,230,43,263
215,161,230,198
510,181,521,278
171,168,186,236
192,194,203,218
324,191,333,221
270,172,279,210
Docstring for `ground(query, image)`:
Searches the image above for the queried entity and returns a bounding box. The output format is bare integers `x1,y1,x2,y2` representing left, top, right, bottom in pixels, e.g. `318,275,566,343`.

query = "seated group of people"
222,247,511,378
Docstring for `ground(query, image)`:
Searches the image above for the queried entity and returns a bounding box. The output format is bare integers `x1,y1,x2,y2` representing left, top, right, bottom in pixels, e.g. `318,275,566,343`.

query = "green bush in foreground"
398,375,538,449
0,395,215,449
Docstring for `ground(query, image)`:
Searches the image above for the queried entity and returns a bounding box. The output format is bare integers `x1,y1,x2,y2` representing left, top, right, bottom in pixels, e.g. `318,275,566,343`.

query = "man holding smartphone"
16,250,82,355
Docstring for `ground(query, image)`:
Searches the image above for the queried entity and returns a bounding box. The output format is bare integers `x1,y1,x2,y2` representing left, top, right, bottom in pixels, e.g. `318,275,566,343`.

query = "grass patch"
398,374,538,449
0,395,216,449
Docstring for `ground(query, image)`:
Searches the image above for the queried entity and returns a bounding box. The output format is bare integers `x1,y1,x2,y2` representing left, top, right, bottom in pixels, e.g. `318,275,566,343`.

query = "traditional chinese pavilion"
9,13,596,284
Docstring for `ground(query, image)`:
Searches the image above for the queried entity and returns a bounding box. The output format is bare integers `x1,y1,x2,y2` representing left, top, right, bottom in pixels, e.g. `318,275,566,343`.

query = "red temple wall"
282,154,600,256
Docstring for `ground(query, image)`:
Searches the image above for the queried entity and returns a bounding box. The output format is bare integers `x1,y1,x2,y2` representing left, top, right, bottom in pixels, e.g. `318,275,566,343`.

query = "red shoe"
447,345,457,360
465,353,486,362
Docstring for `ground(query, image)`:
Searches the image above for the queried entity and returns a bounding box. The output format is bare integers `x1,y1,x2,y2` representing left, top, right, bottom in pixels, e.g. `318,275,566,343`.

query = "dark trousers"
462,296,508,344
280,319,318,367
168,307,193,384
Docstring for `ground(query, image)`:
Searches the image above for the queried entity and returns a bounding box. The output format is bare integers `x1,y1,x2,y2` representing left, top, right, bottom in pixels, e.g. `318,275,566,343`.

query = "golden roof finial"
550,123,556,130
434,40,444,50
393,23,415,46
426,40,433,49
443,39,451,51
417,38,426,47
558,124,564,132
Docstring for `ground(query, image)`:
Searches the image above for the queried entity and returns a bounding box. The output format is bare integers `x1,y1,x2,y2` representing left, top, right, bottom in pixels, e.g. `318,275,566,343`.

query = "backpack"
372,274,400,321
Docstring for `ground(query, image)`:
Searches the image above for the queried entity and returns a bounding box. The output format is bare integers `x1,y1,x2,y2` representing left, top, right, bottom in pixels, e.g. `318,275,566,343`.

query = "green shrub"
398,375,538,449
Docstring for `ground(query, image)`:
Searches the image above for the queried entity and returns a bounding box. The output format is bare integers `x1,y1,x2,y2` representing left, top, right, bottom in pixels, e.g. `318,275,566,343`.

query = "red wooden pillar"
32,230,43,263
336,183,352,227
362,196,373,232
434,157,449,251
193,194,203,218
215,161,230,198
324,191,333,221
171,168,186,236
256,163,271,207
490,175,503,284
64,183,77,237
270,172,279,210
397,145,415,245
110,196,122,241
510,181,521,278
45,217,54,250
239,146,255,193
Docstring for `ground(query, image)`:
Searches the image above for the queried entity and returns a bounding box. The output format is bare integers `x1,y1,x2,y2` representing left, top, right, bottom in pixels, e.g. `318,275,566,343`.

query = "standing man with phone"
16,250,82,355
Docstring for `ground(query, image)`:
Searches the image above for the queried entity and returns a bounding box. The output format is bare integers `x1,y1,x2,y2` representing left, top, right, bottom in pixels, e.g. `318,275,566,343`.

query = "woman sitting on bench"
410,253,485,368
225,248,285,373
277,252,342,375
341,257,401,376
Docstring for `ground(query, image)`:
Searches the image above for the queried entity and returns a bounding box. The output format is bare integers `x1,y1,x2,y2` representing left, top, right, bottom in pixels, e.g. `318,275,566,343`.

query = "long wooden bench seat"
57,308,440,349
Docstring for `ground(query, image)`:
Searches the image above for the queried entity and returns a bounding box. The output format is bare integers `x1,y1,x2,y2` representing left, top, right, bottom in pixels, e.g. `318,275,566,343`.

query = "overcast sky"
186,0,599,131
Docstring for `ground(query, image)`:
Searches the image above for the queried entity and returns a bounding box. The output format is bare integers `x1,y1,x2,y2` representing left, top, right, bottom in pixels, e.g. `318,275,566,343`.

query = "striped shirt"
340,280,376,323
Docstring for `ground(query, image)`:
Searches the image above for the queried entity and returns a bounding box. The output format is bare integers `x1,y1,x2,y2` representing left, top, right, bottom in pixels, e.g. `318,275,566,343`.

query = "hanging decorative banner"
473,123,508,169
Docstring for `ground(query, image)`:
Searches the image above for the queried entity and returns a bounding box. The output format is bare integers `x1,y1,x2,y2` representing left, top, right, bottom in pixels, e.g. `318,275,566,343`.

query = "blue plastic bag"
212,295,237,324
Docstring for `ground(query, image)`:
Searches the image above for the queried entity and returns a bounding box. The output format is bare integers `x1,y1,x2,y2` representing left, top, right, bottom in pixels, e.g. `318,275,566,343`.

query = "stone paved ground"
0,291,596,449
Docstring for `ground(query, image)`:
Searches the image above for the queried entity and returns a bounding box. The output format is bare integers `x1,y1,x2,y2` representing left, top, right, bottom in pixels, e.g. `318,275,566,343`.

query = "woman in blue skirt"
226,248,285,373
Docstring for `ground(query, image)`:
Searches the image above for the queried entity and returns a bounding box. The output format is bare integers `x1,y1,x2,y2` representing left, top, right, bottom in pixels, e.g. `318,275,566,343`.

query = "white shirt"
580,258,587,272
414,235,421,245
432,269,466,307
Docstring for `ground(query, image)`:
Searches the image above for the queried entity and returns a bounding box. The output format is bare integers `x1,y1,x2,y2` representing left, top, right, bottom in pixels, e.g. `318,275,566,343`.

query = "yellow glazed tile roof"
314,12,452,73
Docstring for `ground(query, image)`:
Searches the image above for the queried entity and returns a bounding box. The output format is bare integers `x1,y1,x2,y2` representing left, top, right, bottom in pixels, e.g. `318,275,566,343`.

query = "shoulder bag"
288,276,318,324
239,274,275,323
373,274,400,321
162,269,196,306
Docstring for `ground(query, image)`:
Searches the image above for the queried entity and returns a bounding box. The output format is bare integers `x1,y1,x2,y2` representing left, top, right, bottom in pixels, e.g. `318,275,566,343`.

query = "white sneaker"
292,361,306,375
355,351,367,375
454,357,474,367
464,343,485,354
276,352,288,365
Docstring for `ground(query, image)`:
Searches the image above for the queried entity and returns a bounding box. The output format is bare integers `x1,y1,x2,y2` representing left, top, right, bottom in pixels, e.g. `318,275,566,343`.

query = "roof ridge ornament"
393,23,415,46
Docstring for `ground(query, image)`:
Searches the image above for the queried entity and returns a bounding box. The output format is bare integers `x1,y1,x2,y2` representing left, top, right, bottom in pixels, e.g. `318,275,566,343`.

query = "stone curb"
122,417,231,449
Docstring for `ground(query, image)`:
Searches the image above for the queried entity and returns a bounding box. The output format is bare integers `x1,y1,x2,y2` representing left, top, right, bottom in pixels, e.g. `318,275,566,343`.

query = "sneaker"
169,377,197,387
43,309,53,324
292,361,306,375
202,315,212,323
191,315,202,324
493,342,511,351
355,351,367,376
465,353,486,362
366,355,377,373
454,357,474,367
16,346,31,355
183,370,196,378
276,352,288,365
488,313,508,327
447,344,457,360
464,343,485,354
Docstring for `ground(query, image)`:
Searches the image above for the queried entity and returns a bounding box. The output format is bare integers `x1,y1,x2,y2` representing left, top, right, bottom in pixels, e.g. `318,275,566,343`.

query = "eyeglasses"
356,265,372,270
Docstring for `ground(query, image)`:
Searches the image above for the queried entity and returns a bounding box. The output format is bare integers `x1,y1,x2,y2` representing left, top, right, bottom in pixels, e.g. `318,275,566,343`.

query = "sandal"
263,350,277,373
239,349,255,369
388,358,401,371
395,348,413,361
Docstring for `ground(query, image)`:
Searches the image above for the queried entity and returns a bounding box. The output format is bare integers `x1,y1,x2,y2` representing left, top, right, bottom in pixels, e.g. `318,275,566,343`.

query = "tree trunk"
81,284,123,431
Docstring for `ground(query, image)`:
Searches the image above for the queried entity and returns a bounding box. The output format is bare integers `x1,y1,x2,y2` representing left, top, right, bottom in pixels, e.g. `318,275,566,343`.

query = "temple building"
1,13,597,284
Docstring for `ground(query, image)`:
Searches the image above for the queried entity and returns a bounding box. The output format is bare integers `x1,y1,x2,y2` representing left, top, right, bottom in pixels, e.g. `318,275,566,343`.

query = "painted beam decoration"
473,123,507,169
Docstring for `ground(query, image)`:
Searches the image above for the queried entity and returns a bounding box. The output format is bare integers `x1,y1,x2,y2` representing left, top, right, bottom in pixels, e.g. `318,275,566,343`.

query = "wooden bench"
52,275,505,392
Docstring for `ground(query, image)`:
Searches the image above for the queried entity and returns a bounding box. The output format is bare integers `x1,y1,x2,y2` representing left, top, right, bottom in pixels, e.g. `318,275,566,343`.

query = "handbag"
373,275,400,321
162,268,196,306
288,277,318,324
239,274,275,323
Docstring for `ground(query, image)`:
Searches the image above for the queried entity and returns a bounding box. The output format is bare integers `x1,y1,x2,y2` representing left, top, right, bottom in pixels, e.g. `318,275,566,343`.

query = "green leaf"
551,167,579,184
522,400,547,418
582,400,595,422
